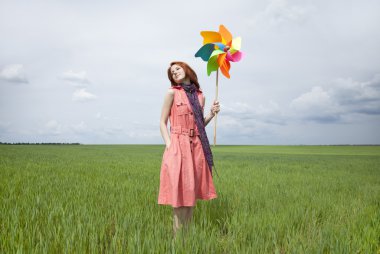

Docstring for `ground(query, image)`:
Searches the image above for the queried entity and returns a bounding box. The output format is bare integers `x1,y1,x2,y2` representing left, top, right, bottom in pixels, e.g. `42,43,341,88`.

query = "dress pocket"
165,142,172,152
176,102,189,116
165,135,178,155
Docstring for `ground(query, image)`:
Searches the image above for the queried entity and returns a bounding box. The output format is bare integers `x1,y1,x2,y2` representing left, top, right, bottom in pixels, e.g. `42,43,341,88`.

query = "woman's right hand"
210,100,220,116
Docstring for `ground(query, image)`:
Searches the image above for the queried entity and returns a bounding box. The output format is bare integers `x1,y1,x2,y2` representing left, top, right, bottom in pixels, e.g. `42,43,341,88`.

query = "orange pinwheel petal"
217,53,226,67
219,25,232,45
200,31,222,45
217,54,230,79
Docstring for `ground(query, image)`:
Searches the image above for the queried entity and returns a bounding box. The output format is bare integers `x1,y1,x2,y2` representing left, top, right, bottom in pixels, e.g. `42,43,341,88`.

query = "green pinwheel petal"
207,55,219,76
210,49,225,58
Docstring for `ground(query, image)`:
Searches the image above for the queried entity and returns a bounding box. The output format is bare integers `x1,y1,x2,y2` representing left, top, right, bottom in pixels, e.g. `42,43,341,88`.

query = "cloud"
290,86,341,123
94,112,116,121
212,100,286,143
59,70,90,85
44,120,63,135
0,64,28,83
121,121,160,139
39,119,123,138
290,73,380,123
103,125,124,135
330,74,380,115
95,112,103,119
250,0,315,28
71,121,89,134
0,121,11,135
127,129,160,138
72,88,97,101
222,100,287,125
216,73,380,136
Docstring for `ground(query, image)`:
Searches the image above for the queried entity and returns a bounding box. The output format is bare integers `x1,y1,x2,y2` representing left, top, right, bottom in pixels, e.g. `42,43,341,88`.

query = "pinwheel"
195,25,243,79
194,24,243,146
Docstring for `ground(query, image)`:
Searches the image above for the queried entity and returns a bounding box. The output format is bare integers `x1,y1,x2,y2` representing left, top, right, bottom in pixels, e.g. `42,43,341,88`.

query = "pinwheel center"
223,46,230,52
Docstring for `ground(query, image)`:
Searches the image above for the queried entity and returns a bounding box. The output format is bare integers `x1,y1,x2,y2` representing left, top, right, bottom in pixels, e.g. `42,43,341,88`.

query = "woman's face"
170,64,186,84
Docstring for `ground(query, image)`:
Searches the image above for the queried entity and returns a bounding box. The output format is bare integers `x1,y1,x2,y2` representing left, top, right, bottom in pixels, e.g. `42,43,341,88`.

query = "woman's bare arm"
203,96,218,127
160,88,174,149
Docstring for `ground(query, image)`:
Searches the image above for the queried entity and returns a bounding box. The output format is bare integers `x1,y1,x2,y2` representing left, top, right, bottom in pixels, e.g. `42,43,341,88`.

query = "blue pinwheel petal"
195,43,216,61
214,43,226,51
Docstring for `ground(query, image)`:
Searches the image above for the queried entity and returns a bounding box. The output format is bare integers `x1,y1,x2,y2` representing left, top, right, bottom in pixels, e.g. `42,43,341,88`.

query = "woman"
158,61,220,237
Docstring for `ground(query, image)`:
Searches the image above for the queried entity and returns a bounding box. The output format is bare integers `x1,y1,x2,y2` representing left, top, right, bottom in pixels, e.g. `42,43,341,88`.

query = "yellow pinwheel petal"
230,37,241,53
219,24,232,45
200,31,222,45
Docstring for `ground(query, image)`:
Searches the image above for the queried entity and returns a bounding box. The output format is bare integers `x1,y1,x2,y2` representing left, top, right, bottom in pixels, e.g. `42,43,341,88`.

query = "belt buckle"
189,129,194,137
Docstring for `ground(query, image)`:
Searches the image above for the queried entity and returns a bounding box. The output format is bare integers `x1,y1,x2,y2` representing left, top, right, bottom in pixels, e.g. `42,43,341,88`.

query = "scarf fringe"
211,163,221,179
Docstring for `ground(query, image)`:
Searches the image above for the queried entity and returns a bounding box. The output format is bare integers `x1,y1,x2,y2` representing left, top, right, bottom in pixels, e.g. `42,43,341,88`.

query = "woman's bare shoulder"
167,88,175,95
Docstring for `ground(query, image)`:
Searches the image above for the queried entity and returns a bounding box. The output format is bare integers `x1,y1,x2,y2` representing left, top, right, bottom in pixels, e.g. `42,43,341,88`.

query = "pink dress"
157,85,218,208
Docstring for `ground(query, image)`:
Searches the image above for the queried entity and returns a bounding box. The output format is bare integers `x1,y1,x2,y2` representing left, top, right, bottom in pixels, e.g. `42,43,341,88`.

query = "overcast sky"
1,0,379,145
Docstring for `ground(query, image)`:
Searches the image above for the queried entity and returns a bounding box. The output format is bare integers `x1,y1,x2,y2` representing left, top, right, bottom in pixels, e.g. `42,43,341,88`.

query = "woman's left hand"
210,100,220,116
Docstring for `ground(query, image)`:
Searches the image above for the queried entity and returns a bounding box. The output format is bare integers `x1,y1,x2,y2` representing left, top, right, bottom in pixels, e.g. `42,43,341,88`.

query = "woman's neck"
181,78,191,85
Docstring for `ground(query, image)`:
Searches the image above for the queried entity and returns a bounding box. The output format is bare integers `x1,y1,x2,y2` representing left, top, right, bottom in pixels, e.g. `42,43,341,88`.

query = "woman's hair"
167,61,200,89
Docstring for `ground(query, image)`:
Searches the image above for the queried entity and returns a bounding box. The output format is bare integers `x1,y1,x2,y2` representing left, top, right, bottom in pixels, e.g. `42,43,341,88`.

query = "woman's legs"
173,206,194,236
185,206,194,224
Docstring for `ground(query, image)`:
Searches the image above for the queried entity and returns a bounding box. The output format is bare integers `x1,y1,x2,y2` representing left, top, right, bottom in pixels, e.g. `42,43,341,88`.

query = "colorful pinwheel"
195,24,243,79
194,25,243,146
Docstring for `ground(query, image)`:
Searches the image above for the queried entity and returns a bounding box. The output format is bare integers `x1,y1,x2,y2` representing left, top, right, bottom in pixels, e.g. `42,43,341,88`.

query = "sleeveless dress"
157,85,218,208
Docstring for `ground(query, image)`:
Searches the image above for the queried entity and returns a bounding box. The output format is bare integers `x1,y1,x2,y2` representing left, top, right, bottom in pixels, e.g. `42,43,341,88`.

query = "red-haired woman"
158,61,220,237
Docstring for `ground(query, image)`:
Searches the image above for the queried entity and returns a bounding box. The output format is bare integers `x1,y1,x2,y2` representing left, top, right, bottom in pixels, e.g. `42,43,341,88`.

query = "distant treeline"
0,142,81,145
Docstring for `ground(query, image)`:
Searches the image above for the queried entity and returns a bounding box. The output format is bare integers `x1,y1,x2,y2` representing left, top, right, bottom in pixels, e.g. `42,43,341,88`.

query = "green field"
1,145,379,253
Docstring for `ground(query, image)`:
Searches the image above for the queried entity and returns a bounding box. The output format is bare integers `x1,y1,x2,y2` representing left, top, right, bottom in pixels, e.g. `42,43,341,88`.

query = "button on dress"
157,85,217,208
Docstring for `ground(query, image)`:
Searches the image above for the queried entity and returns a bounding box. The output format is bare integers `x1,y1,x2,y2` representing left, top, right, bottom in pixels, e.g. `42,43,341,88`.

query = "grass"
0,145,379,253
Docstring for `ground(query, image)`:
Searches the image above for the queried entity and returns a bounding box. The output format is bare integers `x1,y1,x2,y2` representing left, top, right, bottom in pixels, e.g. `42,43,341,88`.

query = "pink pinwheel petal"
226,51,243,62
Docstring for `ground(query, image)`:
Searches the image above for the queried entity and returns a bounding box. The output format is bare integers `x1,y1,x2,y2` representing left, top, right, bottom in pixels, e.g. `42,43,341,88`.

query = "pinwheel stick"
213,69,219,147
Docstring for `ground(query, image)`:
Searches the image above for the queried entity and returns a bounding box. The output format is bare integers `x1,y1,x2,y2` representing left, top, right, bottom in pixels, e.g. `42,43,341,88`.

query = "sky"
0,0,379,145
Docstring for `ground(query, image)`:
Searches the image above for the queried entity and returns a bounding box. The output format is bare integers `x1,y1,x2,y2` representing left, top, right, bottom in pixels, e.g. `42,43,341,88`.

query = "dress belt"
170,126,200,137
